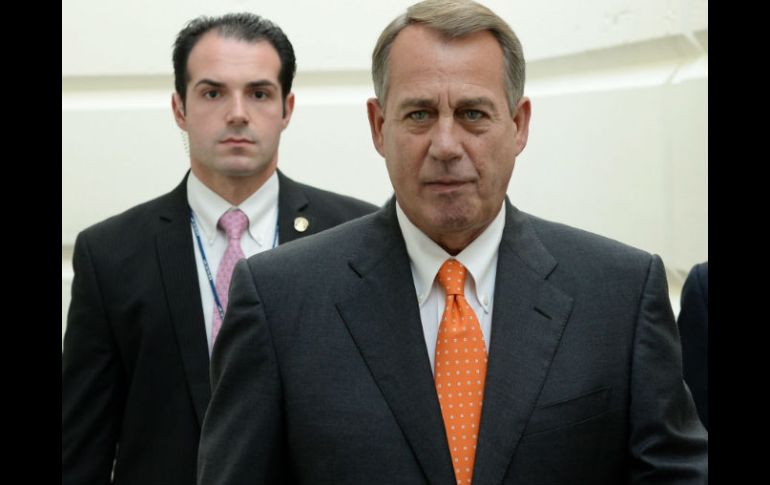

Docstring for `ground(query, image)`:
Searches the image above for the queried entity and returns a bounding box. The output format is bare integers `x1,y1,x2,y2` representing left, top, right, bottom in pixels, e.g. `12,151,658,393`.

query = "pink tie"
212,209,249,343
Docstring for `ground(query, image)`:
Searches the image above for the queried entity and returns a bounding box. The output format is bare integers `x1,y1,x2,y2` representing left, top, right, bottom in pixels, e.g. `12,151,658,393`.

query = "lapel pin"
293,216,309,232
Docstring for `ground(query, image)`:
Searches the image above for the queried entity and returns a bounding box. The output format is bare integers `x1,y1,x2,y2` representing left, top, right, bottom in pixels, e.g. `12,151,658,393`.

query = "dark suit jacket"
200,199,708,485
678,262,708,430
61,170,378,485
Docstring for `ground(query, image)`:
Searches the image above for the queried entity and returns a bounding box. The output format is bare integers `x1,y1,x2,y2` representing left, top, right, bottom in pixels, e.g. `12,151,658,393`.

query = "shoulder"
525,212,653,270
302,182,377,211
505,209,662,303
683,261,708,303
245,208,391,299
279,172,379,219
75,183,185,256
257,212,380,269
692,262,708,289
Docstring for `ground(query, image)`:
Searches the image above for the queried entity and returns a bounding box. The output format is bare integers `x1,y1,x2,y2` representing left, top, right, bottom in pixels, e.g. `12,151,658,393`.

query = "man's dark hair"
172,12,296,112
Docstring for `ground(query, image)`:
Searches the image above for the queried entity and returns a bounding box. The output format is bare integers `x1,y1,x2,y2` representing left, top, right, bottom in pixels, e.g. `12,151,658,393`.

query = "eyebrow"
455,97,498,113
193,79,279,90
396,98,437,112
395,96,499,113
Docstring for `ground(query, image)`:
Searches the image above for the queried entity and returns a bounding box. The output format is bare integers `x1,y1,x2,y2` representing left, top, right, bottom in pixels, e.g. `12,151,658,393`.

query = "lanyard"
190,208,279,320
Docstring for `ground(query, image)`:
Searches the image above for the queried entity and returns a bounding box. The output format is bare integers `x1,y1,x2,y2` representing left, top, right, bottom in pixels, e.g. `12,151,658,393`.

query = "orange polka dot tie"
434,259,487,485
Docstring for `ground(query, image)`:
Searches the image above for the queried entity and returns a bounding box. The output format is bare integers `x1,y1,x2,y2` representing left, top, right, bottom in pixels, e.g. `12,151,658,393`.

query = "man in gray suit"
198,1,708,483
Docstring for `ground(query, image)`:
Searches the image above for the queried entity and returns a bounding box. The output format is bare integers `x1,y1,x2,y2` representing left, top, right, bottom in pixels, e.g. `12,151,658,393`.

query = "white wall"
62,0,708,331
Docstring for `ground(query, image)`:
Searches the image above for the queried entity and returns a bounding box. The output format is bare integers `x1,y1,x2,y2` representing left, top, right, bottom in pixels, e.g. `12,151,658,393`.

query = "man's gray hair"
372,0,525,113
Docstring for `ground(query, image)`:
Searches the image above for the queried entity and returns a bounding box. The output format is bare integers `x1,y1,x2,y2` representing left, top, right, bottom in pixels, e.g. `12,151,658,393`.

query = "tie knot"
218,209,249,241
437,259,466,296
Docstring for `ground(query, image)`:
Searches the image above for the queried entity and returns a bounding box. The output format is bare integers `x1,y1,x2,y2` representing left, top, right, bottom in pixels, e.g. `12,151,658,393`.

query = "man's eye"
409,111,429,121
253,91,267,100
203,91,220,99
463,110,483,121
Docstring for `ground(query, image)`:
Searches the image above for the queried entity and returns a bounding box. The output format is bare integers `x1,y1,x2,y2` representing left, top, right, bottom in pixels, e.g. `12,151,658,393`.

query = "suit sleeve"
62,232,125,485
197,259,288,484
678,264,708,429
628,255,708,484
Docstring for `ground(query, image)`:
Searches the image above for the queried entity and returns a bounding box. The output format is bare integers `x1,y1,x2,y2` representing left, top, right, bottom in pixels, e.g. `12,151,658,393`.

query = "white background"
62,0,708,336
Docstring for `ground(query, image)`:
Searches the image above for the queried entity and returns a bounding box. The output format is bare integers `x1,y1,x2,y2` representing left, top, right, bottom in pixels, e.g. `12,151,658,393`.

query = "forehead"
386,25,507,106
186,32,281,83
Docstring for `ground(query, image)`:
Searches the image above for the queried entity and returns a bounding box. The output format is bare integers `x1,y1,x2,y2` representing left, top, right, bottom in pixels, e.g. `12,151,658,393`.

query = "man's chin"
424,208,477,233
217,160,273,178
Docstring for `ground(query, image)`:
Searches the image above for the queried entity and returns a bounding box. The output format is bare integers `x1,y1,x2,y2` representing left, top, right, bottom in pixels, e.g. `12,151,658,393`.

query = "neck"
191,165,276,206
431,227,487,255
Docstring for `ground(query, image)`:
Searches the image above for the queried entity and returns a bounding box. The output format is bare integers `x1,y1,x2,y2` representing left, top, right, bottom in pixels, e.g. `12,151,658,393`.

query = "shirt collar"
186,170,279,246
395,200,505,311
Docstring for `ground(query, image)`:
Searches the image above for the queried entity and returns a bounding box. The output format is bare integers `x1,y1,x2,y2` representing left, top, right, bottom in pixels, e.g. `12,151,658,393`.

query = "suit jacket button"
294,216,309,232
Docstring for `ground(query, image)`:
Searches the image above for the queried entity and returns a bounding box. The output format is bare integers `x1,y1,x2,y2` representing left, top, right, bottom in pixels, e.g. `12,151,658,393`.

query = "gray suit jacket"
199,199,707,484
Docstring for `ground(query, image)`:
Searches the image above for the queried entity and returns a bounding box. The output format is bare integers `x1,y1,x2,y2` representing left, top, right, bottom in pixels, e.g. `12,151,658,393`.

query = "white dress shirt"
395,201,506,373
187,171,280,353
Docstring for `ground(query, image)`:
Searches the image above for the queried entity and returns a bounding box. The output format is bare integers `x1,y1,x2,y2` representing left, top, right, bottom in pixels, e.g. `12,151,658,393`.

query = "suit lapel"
335,203,456,484
155,169,344,427
276,170,310,243
472,202,574,485
151,170,339,428
155,177,211,426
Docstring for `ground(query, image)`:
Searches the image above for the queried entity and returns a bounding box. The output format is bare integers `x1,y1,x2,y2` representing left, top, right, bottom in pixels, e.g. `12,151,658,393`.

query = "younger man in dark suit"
62,13,376,485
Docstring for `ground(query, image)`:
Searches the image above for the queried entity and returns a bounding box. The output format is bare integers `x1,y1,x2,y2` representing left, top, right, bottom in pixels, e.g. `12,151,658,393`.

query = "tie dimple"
212,209,249,343
434,258,488,485
437,259,466,296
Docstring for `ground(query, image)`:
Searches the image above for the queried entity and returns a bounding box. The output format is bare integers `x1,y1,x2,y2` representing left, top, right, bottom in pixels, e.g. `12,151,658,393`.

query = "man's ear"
367,98,386,157
172,93,187,131
512,96,531,155
281,92,295,129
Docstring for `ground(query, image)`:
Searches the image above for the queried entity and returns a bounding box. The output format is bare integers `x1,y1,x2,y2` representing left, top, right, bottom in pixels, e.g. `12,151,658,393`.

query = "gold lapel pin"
293,216,309,232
